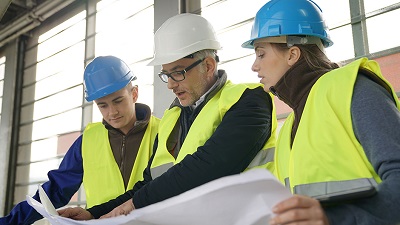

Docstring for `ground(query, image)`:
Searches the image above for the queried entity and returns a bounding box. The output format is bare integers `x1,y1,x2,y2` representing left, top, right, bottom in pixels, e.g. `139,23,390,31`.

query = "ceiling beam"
0,0,13,22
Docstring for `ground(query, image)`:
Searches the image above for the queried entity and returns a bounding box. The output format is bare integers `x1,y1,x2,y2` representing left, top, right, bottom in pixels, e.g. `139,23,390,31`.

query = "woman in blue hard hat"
0,56,160,225
242,0,400,224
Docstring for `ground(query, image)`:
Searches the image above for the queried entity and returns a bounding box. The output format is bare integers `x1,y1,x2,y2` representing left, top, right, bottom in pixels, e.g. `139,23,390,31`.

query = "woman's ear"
287,46,301,66
132,85,139,102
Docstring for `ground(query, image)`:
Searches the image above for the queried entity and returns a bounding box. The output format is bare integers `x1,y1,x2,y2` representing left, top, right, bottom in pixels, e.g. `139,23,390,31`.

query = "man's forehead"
95,88,127,103
161,58,193,71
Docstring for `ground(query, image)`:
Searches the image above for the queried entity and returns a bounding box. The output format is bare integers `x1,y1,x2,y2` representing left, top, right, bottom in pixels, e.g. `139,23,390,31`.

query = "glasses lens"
170,71,185,81
159,73,169,83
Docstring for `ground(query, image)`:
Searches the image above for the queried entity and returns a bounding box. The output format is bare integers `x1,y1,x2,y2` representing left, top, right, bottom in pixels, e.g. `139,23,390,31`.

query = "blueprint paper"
38,184,58,216
27,168,292,225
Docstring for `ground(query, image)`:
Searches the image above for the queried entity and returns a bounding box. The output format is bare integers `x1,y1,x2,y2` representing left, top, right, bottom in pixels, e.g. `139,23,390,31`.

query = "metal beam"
0,0,75,48
350,0,369,56
0,0,13,22
4,35,26,214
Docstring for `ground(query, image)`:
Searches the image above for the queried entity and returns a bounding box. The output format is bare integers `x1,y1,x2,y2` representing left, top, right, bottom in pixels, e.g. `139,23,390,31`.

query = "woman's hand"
269,195,330,225
100,199,135,219
58,207,94,220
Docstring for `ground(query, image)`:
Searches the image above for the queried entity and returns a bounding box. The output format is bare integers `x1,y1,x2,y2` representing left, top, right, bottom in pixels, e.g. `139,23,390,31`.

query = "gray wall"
0,39,18,215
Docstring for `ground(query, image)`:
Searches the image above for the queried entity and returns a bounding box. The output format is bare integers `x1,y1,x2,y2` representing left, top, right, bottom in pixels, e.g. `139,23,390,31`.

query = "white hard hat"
147,13,222,66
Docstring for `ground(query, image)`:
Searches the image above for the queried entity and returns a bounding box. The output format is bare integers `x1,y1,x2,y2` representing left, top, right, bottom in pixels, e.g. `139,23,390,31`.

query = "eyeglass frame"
158,58,205,83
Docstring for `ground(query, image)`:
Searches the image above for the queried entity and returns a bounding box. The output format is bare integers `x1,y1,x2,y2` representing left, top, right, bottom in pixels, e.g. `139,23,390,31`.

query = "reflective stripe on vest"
276,58,400,199
150,81,277,179
82,116,159,208
294,178,378,201
246,147,275,170
151,162,174,180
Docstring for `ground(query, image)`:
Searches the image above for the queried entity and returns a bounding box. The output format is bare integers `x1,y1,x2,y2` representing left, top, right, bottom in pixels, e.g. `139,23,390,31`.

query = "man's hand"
269,195,330,225
58,207,94,220
100,199,135,219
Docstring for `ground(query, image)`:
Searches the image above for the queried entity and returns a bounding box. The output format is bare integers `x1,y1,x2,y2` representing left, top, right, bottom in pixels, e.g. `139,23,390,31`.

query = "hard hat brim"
85,74,135,102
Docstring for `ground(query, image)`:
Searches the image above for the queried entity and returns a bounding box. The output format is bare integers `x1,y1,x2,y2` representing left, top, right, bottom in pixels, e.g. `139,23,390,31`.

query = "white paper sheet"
38,184,58,216
27,168,292,225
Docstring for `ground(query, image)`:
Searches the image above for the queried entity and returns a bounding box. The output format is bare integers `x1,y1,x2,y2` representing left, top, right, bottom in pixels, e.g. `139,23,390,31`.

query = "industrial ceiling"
0,0,75,48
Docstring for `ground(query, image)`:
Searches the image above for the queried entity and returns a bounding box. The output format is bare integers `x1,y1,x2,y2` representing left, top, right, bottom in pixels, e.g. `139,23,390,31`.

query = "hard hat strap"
286,36,322,47
257,35,324,52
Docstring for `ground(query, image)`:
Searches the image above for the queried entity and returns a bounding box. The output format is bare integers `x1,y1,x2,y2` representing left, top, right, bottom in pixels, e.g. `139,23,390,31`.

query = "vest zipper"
120,135,126,173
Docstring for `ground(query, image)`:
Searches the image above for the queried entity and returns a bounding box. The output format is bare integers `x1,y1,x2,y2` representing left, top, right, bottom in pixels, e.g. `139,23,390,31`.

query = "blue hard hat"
242,0,333,49
84,56,136,101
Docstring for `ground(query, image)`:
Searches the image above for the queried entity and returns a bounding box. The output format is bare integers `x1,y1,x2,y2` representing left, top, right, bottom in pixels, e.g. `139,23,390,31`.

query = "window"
93,0,155,121
364,0,400,14
16,11,86,209
367,8,400,53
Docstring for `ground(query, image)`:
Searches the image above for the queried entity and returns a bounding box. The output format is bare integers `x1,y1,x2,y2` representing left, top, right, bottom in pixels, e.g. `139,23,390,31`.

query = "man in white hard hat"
58,13,276,220
0,56,159,225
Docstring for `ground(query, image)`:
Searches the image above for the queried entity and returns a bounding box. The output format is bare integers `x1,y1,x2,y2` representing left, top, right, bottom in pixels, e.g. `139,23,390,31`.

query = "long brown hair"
272,43,338,70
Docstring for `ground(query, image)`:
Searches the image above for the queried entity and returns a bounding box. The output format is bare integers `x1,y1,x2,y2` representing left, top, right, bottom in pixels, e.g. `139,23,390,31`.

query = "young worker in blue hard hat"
242,0,400,224
57,13,277,220
0,56,159,225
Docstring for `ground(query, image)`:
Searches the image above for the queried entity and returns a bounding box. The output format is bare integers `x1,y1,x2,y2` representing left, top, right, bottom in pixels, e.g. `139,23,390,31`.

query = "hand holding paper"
27,169,292,225
58,207,94,221
100,199,135,219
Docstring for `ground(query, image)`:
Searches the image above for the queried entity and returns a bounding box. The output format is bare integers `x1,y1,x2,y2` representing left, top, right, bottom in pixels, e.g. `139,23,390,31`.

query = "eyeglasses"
158,58,205,83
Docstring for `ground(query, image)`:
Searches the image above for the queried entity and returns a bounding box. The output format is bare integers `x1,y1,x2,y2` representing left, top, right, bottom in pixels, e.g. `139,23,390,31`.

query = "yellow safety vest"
150,81,277,179
82,116,159,208
275,58,400,201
